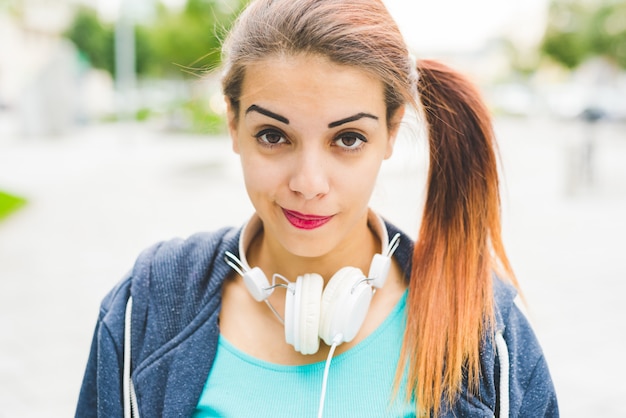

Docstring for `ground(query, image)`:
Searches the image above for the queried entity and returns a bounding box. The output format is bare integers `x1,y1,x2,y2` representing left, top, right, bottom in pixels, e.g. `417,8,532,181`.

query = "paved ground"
0,115,625,417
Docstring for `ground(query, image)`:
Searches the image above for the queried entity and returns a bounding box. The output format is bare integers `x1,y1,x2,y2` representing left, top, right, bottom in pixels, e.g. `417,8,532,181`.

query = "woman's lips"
282,209,333,230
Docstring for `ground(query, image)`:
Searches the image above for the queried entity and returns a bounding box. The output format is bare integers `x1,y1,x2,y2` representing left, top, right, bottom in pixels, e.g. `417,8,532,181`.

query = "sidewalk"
0,117,625,417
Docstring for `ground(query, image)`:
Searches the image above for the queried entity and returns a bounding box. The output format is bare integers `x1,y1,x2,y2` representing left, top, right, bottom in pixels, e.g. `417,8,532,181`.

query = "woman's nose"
288,150,330,200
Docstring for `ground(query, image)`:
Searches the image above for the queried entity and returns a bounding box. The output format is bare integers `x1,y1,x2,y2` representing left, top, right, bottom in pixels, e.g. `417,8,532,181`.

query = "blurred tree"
594,1,626,68
541,0,590,68
63,0,247,78
64,7,115,74
541,0,626,69
141,0,247,77
135,24,156,76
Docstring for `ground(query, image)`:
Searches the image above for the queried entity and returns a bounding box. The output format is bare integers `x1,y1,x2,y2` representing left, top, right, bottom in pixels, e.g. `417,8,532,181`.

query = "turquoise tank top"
193,291,415,417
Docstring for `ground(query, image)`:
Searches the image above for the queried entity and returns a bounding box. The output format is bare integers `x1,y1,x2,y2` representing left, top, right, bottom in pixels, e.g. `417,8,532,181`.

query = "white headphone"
225,211,400,355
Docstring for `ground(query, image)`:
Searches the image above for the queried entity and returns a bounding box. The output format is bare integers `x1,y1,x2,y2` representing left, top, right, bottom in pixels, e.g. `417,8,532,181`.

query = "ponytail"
397,60,518,416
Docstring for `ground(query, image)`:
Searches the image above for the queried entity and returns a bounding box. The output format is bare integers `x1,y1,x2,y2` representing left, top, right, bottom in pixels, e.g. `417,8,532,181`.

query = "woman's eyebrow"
245,104,289,124
328,112,379,128
245,105,378,128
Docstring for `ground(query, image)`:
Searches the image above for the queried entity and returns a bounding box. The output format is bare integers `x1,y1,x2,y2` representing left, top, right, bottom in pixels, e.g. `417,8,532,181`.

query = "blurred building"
0,0,131,138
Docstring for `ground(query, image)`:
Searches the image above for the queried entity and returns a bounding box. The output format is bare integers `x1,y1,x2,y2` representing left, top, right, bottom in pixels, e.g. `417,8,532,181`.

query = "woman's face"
228,54,403,259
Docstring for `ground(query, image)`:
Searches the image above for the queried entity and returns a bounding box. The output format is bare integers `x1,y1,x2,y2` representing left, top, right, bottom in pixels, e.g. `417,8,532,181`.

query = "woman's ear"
385,105,405,159
226,97,240,154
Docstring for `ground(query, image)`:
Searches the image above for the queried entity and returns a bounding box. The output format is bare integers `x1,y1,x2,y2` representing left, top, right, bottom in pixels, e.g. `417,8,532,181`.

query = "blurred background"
0,0,625,416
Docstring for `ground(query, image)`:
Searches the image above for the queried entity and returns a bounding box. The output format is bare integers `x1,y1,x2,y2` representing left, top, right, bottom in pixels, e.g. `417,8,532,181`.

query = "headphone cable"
317,333,343,418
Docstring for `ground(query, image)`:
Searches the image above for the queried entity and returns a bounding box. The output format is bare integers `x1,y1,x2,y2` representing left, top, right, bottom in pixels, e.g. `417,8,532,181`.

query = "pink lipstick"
282,209,333,230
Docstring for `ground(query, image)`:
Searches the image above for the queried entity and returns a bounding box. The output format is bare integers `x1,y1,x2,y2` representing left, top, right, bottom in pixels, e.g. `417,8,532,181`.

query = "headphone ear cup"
284,273,323,355
319,266,373,346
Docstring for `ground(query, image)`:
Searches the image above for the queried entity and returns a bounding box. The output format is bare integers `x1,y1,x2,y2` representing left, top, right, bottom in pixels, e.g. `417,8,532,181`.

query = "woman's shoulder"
491,275,552,383
135,226,240,276
492,275,519,331
130,225,240,301
99,225,241,331
491,276,539,337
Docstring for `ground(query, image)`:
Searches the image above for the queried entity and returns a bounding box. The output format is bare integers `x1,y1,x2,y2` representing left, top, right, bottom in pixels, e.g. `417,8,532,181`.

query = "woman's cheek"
242,155,281,198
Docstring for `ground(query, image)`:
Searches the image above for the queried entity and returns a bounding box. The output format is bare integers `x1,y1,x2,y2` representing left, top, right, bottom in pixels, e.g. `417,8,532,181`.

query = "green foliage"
135,25,156,76
63,7,160,77
141,0,246,77
63,0,247,79
135,107,152,121
0,190,27,222
541,0,626,69
178,99,227,135
64,7,115,74
61,0,244,132
595,2,626,68
542,31,587,69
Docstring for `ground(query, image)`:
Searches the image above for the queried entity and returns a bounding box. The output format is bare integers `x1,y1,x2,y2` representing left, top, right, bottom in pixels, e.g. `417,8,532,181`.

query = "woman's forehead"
238,54,387,119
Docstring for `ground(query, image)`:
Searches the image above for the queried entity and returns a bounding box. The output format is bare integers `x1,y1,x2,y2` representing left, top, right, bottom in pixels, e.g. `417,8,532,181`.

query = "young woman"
75,0,559,416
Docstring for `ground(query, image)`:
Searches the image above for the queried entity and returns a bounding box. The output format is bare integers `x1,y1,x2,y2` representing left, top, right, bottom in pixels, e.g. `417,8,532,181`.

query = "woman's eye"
334,133,367,150
255,129,286,146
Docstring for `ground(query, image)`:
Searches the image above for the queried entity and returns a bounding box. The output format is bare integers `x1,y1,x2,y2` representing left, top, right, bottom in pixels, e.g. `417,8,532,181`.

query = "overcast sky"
97,0,549,54
383,0,549,53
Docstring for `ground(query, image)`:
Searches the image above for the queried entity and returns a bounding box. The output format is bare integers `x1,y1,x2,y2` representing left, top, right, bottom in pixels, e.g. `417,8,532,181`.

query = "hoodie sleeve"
503,297,559,417
74,275,132,418
74,313,101,417
74,228,236,418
